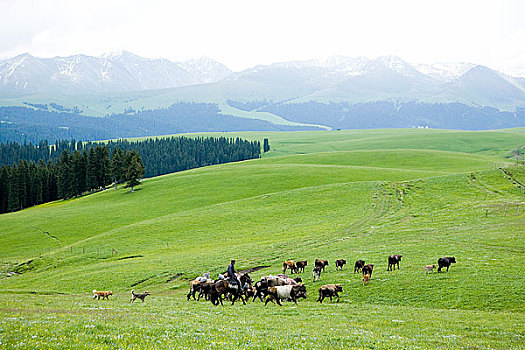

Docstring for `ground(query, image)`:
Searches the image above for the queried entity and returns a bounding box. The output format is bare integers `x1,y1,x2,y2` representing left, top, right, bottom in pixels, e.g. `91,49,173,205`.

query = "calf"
313,266,322,282
387,255,403,271
437,257,456,272
265,284,307,306
295,260,308,273
362,264,374,277
354,260,365,273
315,259,329,272
317,284,343,303
425,264,436,274
283,260,296,274
335,259,346,271
363,274,371,285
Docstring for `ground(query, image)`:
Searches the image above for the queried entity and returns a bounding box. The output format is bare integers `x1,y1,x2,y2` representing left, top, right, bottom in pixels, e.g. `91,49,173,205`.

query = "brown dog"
92,290,112,300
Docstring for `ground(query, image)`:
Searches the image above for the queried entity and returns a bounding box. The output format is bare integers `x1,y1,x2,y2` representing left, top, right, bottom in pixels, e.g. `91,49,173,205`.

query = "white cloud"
0,0,523,71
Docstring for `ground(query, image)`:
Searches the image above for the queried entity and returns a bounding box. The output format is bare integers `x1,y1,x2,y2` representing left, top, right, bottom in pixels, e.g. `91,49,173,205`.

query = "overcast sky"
1,0,524,73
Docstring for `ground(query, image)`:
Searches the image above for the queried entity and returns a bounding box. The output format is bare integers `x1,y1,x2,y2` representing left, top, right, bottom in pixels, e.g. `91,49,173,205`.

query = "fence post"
504,206,507,217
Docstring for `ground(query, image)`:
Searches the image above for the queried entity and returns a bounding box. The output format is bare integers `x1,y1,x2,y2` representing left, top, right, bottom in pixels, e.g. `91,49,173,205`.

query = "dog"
363,274,371,285
130,289,151,302
92,290,112,300
425,264,436,274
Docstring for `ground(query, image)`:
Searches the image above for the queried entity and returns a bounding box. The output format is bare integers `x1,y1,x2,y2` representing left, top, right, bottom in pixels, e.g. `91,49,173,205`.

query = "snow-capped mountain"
181,57,232,84
0,51,232,95
414,62,477,82
0,52,524,112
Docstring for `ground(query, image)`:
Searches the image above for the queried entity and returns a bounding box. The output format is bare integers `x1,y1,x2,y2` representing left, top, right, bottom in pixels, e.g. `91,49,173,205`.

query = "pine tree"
70,151,86,197
96,146,111,189
57,150,72,199
126,150,145,192
86,148,98,193
110,148,126,190
263,138,270,153
0,166,10,213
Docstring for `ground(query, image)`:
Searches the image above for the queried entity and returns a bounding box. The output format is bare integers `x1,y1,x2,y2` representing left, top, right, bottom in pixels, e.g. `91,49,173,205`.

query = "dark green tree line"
0,145,144,214
0,135,263,214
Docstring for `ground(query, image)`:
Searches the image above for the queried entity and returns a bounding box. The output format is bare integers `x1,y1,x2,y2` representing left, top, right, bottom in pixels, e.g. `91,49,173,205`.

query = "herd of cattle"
187,256,457,306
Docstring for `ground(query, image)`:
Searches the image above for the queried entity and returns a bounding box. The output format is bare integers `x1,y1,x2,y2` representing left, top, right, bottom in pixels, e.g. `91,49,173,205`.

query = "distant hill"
1,53,524,140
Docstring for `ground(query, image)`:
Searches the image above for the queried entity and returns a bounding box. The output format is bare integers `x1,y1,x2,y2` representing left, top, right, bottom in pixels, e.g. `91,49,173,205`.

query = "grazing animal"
313,266,322,282
252,279,269,302
264,284,307,306
283,260,296,274
253,275,301,302
276,274,302,285
437,257,456,272
92,290,112,300
363,274,371,285
362,264,374,277
315,259,329,272
317,284,343,303
187,278,215,301
197,280,215,300
210,273,252,306
295,260,308,273
388,255,403,271
354,260,365,273
425,264,436,274
335,259,346,271
210,280,245,306
130,290,151,302
187,279,202,300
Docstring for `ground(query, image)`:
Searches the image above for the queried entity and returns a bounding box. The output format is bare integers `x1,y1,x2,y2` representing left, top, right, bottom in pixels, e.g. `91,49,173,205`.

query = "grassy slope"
0,129,524,349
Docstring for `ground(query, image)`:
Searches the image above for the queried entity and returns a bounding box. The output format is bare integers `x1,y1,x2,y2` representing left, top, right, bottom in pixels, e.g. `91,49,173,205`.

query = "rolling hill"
0,129,524,349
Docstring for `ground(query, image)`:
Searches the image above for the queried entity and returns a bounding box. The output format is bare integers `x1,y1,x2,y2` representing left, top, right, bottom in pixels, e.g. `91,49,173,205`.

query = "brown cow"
388,255,403,271
317,284,343,303
295,260,308,273
315,259,329,272
363,274,371,285
283,260,296,274
335,259,346,271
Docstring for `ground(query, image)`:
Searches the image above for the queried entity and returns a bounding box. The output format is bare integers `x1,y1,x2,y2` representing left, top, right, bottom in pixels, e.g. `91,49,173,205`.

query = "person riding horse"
227,259,241,289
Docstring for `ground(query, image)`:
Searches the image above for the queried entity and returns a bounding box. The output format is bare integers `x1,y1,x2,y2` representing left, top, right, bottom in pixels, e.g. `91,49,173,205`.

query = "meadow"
0,128,524,349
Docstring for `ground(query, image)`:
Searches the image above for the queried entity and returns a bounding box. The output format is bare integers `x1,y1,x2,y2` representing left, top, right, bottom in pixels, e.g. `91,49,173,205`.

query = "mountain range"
0,52,524,141
0,51,232,96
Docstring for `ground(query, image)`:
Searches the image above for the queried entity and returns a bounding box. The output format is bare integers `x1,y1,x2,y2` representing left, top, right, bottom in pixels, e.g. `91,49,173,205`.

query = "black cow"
437,257,456,272
387,255,403,271
354,260,365,273
335,259,346,271
295,260,308,273
362,264,374,276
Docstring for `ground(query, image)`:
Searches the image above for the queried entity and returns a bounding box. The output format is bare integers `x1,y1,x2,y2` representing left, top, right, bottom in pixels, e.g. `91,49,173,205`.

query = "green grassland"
0,129,524,349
